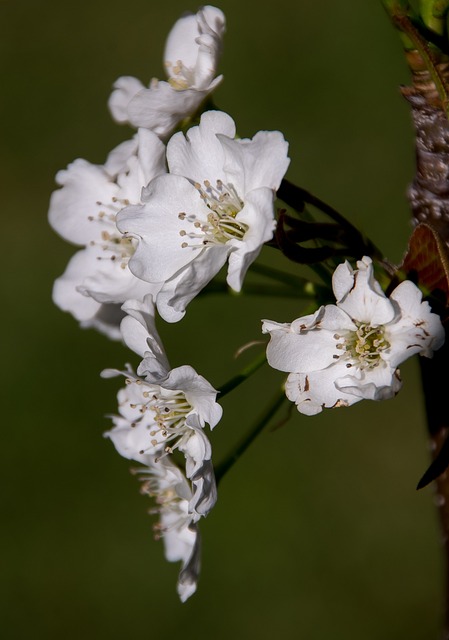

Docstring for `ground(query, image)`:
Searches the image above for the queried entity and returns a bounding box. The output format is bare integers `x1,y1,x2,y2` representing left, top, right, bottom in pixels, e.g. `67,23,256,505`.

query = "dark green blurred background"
1,1,444,638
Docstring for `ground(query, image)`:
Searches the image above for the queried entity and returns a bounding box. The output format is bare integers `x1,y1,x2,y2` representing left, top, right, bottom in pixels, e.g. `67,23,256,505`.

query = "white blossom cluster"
49,5,290,601
49,4,445,603
102,295,222,602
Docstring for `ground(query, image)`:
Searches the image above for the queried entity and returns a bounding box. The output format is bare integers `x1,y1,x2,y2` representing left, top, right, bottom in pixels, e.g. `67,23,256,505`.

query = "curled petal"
170,524,201,603
155,245,229,323
387,280,446,364
334,257,396,326
226,188,277,292
120,296,169,376
285,360,361,415
127,81,217,137
108,76,146,123
335,363,401,400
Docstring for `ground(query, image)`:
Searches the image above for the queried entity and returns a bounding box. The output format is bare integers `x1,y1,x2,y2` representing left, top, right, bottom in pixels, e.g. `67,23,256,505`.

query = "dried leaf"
400,222,449,304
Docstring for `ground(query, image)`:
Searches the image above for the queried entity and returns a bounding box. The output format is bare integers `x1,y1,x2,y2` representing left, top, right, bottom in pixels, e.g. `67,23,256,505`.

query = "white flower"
117,110,290,322
133,455,201,602
108,6,225,138
49,129,166,337
262,256,445,415
103,295,222,518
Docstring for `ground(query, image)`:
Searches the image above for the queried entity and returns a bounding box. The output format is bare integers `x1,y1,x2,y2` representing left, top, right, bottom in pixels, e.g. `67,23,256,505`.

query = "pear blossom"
48,129,166,338
133,455,201,602
108,6,225,139
103,296,222,518
117,110,290,322
262,256,445,415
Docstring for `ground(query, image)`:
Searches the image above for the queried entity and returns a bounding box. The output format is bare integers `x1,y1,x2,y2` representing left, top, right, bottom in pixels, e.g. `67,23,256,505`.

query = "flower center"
166,59,194,90
148,389,193,433
132,466,191,540
93,231,135,269
335,323,390,369
88,197,135,268
124,379,193,453
178,179,248,248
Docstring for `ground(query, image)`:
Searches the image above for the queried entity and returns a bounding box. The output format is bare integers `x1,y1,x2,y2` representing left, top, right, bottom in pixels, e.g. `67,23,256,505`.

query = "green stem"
277,179,383,260
199,280,317,299
382,0,415,49
218,351,267,398
248,262,330,297
420,0,449,35
308,262,334,289
383,0,449,114
408,19,448,106
215,389,287,484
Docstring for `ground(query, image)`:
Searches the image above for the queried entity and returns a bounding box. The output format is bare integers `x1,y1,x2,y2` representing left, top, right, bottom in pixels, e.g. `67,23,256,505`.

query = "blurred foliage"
0,0,444,638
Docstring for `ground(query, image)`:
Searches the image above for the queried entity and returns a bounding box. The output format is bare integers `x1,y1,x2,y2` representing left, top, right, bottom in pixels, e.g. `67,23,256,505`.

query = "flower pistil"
123,377,193,454
177,178,247,248
334,323,391,370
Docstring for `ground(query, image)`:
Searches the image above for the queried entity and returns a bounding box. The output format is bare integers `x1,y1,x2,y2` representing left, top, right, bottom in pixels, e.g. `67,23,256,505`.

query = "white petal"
332,260,355,302
226,187,276,291
198,5,226,37
218,129,290,195
117,175,210,283
75,246,156,305
163,512,198,562
386,280,445,365
49,159,118,245
178,428,217,519
189,458,217,519
285,361,361,415
262,319,294,333
52,250,103,321
336,363,401,400
135,128,167,185
264,321,341,373
137,354,171,382
193,6,226,89
262,308,324,337
336,257,396,326
108,76,146,123
313,304,357,332
104,137,138,175
263,305,355,375
164,13,201,77
167,110,235,181
171,524,201,603
104,412,165,462
50,130,165,252
53,249,128,338
115,129,167,201
126,81,211,137
155,245,229,322
162,365,222,428
120,296,169,377
164,6,225,90
179,426,211,475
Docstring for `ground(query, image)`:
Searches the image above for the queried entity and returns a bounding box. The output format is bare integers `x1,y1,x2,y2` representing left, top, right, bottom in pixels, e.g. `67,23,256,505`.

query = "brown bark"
403,59,449,637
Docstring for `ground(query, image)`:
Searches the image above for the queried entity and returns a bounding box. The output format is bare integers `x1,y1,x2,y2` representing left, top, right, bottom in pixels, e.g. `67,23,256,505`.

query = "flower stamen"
122,385,194,455
179,179,248,248
338,322,391,369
